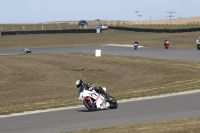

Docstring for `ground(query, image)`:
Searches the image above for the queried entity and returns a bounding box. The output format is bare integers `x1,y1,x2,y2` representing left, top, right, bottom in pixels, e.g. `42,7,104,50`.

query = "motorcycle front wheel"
107,95,118,109
83,100,97,111
197,45,200,50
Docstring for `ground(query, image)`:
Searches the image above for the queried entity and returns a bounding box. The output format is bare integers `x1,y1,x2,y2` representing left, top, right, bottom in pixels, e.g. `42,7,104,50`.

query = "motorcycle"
164,41,170,49
134,43,138,50
197,42,200,50
79,87,118,111
23,48,31,53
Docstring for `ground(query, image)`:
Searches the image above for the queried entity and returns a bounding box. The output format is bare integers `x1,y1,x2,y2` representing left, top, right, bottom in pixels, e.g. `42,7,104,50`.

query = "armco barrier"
109,26,200,33
1,29,100,36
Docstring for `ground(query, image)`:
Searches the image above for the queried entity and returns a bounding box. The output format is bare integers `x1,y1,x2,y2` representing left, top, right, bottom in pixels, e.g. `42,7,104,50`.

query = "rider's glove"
88,86,93,91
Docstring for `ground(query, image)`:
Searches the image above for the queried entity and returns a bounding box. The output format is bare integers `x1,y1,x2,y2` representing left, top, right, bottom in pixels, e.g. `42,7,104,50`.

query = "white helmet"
76,79,83,88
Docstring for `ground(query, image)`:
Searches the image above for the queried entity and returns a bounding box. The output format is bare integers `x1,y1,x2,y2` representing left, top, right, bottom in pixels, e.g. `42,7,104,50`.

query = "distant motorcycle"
197,42,200,50
134,43,138,50
79,87,118,111
23,48,31,53
134,41,139,50
164,41,170,49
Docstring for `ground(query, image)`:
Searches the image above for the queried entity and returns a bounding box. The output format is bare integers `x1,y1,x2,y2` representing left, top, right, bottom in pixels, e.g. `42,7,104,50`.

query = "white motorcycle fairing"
80,89,110,110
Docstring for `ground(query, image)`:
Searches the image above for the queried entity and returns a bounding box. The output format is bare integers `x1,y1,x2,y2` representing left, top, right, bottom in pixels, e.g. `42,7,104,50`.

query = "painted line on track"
102,44,144,48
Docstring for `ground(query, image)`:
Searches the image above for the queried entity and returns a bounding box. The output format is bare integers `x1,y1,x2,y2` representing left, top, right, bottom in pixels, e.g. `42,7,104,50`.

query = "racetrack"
0,45,200,61
0,45,200,133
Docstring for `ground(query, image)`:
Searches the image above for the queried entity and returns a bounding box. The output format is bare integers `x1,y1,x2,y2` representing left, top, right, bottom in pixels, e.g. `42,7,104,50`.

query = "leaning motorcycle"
23,48,31,53
79,87,118,111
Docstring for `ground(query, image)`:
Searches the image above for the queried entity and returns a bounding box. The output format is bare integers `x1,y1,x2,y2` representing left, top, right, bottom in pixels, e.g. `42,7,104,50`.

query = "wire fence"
0,22,99,31
106,20,200,26
1,18,200,31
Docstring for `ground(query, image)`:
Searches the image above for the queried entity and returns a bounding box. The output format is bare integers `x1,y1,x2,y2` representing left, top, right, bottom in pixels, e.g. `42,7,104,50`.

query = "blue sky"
0,0,200,23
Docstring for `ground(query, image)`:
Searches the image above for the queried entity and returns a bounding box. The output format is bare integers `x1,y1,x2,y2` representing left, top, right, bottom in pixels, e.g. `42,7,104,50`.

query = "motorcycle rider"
164,39,170,47
24,48,28,52
134,41,139,45
134,41,139,47
76,79,111,102
196,37,200,49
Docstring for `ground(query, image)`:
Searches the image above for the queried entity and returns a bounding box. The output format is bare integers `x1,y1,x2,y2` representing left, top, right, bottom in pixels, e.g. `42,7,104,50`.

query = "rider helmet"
76,79,83,88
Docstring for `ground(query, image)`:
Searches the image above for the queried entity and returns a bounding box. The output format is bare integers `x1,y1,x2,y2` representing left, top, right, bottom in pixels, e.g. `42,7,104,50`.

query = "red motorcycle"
164,41,170,49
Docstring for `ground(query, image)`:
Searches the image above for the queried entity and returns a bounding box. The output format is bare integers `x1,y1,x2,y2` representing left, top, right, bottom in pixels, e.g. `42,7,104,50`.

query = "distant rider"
134,41,139,45
164,39,170,46
196,37,200,48
76,79,111,102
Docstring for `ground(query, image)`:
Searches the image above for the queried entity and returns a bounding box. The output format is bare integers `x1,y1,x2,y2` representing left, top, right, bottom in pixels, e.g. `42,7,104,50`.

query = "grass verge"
64,117,200,133
1,53,200,115
0,29,199,48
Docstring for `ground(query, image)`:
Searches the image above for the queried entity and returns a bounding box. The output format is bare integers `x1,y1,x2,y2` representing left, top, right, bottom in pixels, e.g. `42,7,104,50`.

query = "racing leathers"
78,83,110,101
164,40,170,46
196,39,200,45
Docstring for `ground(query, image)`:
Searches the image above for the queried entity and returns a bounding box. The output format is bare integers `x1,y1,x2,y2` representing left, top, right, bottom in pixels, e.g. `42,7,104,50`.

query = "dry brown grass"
0,29,200,49
1,53,200,115
64,117,200,133
55,16,200,25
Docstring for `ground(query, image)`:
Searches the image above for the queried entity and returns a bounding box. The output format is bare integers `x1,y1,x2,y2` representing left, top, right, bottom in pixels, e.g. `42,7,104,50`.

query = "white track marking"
0,89,200,118
102,44,144,48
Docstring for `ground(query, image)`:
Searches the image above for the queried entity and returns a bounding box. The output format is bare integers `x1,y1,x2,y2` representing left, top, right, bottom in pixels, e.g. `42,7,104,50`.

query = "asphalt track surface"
1,45,200,133
1,45,200,61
